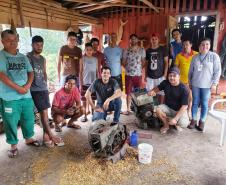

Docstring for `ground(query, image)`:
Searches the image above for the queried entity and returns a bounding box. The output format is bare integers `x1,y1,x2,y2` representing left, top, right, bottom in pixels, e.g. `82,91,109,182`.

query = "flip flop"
55,125,62,132
8,148,19,158
121,111,133,115
67,124,81,129
54,138,65,147
81,117,88,122
43,140,55,148
160,127,169,134
26,140,41,147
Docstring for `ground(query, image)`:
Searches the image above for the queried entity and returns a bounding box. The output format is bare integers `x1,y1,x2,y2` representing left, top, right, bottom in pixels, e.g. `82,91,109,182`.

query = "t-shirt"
146,46,168,79
175,50,198,84
123,47,146,76
88,78,120,104
170,41,183,60
0,50,33,101
59,45,82,76
158,80,189,111
82,56,98,85
27,52,48,91
104,46,122,76
52,87,81,110
93,51,106,68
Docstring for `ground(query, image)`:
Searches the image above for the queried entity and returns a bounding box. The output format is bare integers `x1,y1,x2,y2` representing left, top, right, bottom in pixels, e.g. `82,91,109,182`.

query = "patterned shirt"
123,47,146,76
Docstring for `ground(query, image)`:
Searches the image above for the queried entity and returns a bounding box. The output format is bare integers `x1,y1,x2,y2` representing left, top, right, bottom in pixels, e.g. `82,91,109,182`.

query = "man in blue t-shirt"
104,33,123,89
0,30,40,158
148,66,189,134
170,29,183,66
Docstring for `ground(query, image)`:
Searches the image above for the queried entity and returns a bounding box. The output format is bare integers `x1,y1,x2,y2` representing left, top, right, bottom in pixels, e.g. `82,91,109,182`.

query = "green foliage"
17,27,66,82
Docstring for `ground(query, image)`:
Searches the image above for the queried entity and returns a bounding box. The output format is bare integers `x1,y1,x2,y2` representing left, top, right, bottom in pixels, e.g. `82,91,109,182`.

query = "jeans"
92,98,122,122
191,86,211,122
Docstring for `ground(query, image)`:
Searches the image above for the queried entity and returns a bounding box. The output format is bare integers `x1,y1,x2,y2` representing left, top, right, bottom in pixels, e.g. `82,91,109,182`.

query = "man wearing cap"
146,33,168,104
148,66,189,134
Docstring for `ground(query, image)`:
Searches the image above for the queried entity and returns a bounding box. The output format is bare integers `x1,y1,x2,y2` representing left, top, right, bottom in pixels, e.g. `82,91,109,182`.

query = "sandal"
8,148,19,158
121,111,133,115
160,127,169,134
43,140,55,148
67,123,81,129
54,138,65,147
81,116,88,122
26,140,41,147
55,125,62,132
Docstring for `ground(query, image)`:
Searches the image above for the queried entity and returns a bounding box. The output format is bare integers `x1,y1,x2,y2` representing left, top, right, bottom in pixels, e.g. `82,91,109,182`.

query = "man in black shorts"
148,66,189,134
28,36,64,147
85,66,122,125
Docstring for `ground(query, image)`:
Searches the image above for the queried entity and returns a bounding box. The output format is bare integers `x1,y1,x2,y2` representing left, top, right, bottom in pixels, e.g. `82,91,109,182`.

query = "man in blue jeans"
85,66,122,125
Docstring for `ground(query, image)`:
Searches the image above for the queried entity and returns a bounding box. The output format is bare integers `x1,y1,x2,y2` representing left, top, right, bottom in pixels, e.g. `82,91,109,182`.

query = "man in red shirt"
91,38,106,77
51,75,85,132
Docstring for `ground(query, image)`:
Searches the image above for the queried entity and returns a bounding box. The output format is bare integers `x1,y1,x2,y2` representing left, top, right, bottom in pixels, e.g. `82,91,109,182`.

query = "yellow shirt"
175,50,198,84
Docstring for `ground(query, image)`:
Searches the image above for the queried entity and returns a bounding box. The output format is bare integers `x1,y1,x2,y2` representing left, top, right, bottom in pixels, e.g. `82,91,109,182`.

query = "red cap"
151,33,160,39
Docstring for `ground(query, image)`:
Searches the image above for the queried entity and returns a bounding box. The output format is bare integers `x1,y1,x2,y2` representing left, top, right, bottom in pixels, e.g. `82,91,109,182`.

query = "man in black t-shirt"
85,66,122,125
145,33,169,104
148,66,189,134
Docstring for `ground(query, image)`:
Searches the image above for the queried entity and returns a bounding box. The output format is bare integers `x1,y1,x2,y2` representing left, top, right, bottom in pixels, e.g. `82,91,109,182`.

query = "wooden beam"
81,5,111,13
80,3,153,11
138,0,159,13
59,0,93,3
72,0,124,9
16,0,25,27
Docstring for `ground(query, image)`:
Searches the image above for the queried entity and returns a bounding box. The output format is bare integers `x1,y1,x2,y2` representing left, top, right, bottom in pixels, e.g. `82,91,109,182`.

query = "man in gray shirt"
188,38,221,131
28,36,64,147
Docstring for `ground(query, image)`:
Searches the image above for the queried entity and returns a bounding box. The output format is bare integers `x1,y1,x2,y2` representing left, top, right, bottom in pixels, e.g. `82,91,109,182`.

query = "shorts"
81,85,97,101
157,104,189,128
31,90,51,112
125,75,142,95
146,76,165,95
112,74,123,90
60,75,79,88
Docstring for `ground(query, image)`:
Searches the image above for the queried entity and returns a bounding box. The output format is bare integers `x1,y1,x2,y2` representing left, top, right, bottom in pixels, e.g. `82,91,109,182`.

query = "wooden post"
176,0,180,14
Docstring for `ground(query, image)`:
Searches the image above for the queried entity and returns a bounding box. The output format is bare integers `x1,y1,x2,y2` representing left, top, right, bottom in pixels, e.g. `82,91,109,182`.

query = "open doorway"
178,15,216,51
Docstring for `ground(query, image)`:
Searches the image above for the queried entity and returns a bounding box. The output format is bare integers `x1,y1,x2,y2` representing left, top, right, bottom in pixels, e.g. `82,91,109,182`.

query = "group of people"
0,27,222,158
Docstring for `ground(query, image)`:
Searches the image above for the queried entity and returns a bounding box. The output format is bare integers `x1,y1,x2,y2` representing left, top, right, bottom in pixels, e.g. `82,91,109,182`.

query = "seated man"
148,66,189,134
85,66,122,125
51,75,85,132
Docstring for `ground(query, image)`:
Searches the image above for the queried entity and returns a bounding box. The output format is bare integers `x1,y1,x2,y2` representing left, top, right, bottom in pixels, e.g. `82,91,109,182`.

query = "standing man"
175,39,198,119
122,34,146,114
104,33,123,90
57,31,82,87
0,30,40,158
85,66,122,125
90,37,106,77
148,66,189,134
188,38,221,131
170,29,183,66
27,35,64,147
146,33,168,104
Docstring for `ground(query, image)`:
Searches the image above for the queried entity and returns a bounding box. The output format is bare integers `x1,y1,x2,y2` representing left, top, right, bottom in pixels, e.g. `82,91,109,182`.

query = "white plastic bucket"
138,143,153,164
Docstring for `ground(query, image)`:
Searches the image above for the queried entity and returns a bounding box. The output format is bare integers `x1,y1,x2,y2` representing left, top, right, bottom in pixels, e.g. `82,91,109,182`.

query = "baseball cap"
151,33,160,39
169,66,180,75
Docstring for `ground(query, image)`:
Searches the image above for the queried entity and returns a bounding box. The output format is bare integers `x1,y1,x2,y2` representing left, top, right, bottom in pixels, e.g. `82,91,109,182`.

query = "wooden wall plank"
182,0,186,12
175,0,180,13
170,0,174,13
189,0,194,12
203,0,208,10
196,0,200,11
210,0,215,10
165,0,169,14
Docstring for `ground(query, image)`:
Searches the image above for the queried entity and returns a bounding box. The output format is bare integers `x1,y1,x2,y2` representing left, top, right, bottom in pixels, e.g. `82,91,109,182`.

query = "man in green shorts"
0,29,40,158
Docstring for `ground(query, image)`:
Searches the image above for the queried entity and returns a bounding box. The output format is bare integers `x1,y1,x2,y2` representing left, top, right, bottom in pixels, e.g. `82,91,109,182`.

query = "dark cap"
169,66,180,75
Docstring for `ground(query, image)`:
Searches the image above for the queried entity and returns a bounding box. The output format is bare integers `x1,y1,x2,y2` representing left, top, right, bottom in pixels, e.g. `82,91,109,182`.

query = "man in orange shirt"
175,39,198,119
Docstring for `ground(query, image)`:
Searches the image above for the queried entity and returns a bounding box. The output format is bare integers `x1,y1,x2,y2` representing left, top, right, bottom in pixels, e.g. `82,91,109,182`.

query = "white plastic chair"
208,99,226,146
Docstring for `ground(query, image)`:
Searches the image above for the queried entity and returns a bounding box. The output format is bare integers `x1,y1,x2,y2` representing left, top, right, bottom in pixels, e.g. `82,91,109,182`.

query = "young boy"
79,43,98,122
27,35,64,147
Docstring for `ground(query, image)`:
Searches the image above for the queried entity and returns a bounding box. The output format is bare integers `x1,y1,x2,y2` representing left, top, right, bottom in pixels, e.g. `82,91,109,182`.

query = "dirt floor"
0,98,226,185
